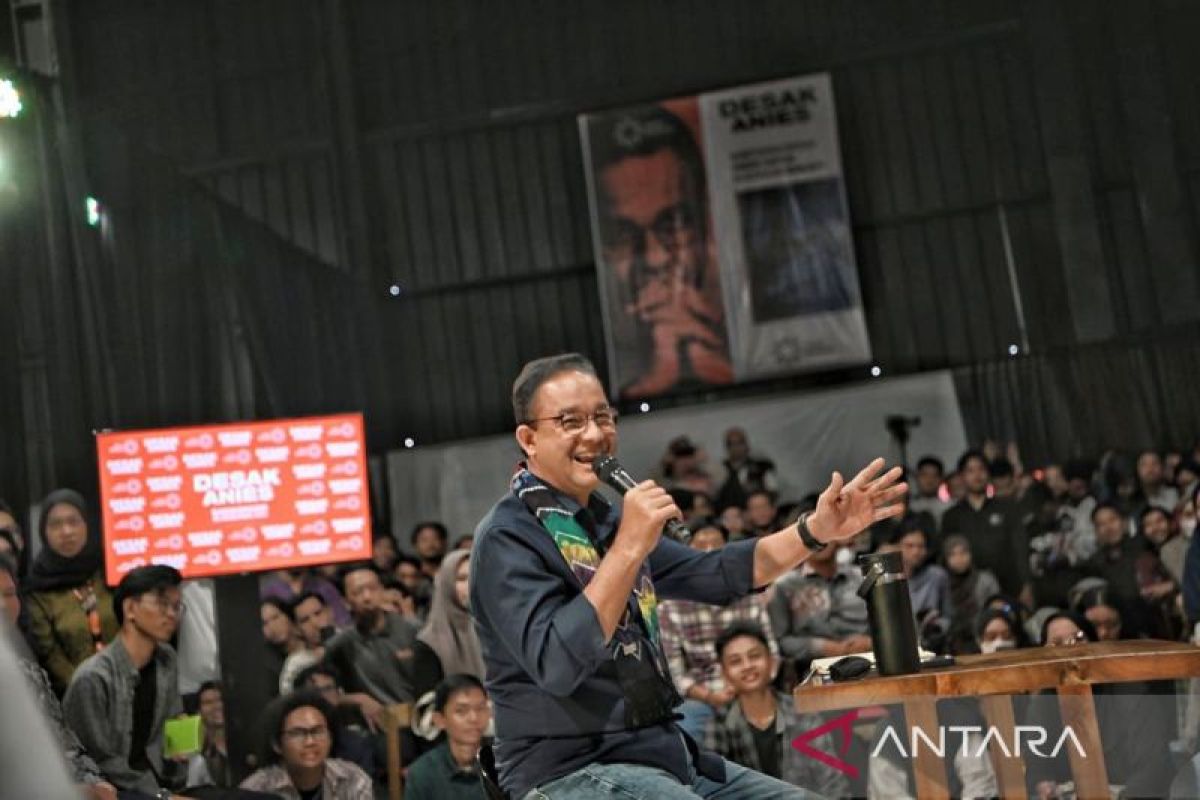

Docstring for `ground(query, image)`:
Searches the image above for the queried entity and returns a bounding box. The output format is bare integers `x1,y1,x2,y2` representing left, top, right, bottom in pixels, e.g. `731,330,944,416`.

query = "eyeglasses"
282,724,330,743
140,594,186,618
602,206,699,262
525,408,619,436
1047,630,1087,647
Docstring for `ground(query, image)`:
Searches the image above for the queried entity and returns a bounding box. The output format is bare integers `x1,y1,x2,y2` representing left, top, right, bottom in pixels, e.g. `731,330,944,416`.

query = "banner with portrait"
580,73,870,399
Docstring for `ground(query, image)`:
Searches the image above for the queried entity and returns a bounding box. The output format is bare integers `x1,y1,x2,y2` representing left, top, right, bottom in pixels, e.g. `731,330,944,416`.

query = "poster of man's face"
583,101,734,399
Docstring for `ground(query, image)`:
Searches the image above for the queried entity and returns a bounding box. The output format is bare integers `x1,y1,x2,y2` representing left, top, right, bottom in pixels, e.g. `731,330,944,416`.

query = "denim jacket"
62,634,183,794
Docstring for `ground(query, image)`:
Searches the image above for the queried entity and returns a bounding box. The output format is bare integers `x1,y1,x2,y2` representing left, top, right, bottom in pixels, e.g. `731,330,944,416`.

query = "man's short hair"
262,690,339,763
339,561,380,585
394,554,423,572
293,590,325,610
261,596,295,623
381,576,412,598
511,353,598,426
197,680,223,700
745,489,775,506
692,519,730,542
714,621,771,661
434,673,486,713
989,458,1014,478
916,456,944,474
1139,505,1172,526
295,663,342,690
113,565,182,625
1091,501,1124,522
957,449,988,474
410,521,448,545
891,515,932,545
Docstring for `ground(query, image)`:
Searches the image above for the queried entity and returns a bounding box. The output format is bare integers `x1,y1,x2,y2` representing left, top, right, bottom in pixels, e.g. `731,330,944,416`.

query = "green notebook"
163,715,204,759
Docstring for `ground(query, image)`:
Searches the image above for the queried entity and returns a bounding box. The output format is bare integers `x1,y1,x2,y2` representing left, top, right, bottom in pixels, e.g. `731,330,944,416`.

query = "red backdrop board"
96,413,372,585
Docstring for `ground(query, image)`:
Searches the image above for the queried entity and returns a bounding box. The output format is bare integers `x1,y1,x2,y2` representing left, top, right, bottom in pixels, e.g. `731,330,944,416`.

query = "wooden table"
793,640,1200,799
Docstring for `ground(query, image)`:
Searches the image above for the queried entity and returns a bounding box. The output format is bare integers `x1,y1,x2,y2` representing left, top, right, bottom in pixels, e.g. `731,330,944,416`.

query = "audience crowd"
3,426,1200,798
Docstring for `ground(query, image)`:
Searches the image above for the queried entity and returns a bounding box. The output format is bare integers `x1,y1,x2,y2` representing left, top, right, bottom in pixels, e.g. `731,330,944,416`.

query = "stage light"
870,366,882,378
639,402,650,413
1007,344,1020,356
388,284,401,297
85,196,101,227
0,79,21,119
403,437,415,448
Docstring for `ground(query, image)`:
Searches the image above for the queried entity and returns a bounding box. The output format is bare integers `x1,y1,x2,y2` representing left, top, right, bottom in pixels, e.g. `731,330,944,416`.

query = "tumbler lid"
856,550,905,598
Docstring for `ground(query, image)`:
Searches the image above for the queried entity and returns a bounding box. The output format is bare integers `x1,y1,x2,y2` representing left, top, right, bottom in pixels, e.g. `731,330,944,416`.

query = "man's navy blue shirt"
469,481,760,799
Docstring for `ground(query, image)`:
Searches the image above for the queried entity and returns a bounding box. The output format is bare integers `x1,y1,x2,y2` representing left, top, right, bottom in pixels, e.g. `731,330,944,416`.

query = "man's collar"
521,464,614,523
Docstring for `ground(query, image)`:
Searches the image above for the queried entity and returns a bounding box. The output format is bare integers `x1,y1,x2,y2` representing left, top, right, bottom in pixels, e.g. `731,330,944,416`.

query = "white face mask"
835,547,855,568
979,638,1016,654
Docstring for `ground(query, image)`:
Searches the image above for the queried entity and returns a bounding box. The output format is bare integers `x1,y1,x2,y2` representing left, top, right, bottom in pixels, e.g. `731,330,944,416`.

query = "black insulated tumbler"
856,550,921,676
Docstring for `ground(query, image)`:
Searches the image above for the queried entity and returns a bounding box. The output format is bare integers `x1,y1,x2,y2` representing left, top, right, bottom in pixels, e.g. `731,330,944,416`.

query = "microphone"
592,454,692,544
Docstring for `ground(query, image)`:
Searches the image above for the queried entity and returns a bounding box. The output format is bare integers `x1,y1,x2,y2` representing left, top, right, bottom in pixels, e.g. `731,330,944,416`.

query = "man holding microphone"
470,353,905,799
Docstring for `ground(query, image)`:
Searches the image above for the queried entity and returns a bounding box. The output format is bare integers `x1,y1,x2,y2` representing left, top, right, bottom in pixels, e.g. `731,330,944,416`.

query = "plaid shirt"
704,690,849,797
658,593,778,696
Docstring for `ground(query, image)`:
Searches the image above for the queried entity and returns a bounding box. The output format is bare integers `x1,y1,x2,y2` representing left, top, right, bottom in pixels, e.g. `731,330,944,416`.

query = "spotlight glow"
0,79,21,119
403,437,415,448
85,197,101,227
388,284,401,297
870,366,882,378
639,402,650,413
1007,344,1020,356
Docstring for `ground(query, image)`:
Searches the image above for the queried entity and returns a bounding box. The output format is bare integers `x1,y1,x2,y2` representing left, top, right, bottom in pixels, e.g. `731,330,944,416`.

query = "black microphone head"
592,454,621,485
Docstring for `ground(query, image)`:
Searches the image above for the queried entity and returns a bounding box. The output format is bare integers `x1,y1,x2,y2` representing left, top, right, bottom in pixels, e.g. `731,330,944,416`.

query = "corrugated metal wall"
61,0,1200,448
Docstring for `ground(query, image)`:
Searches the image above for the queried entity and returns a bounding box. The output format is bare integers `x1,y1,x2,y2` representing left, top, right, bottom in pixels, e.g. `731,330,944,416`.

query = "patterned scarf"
512,467,680,726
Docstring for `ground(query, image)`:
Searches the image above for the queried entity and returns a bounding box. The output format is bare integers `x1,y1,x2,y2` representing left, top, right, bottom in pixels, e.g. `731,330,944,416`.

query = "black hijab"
24,489,104,593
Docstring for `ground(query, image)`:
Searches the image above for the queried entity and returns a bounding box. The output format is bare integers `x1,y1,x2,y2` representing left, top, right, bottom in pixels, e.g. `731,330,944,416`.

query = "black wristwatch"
796,511,828,552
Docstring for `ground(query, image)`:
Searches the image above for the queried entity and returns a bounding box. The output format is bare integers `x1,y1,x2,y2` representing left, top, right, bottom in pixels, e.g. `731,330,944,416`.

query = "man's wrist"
797,512,830,551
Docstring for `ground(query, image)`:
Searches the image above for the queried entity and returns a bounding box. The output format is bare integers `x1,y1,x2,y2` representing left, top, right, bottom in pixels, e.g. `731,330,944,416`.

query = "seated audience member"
975,606,1031,654
744,489,780,538
0,511,27,578
261,568,351,627
380,577,419,621
294,664,384,781
661,435,716,497
1135,450,1180,516
1084,502,1178,638
393,554,432,617
371,534,400,573
1071,586,1124,642
715,427,778,510
1142,505,1187,584
1024,612,1174,798
1181,485,1200,624
417,550,483,681
941,451,1032,605
324,563,434,705
892,518,952,622
658,522,779,739
279,591,339,694
768,537,871,672
704,623,847,797
25,489,119,695
64,565,186,796
1178,460,1200,511
187,680,232,788
944,535,1001,652
411,521,449,579
719,504,748,541
262,598,306,695
405,674,492,800
241,691,373,800
1,554,117,800
908,455,951,529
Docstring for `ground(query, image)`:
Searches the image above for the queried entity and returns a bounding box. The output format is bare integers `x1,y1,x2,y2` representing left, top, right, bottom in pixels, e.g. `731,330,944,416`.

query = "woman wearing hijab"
24,490,118,695
416,550,484,680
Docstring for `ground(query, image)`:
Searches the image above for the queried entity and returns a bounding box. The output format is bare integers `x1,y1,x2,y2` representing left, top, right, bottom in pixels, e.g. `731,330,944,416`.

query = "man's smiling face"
517,370,616,504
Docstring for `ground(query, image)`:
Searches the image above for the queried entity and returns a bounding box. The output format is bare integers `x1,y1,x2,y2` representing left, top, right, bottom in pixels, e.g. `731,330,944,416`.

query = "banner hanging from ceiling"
580,73,870,399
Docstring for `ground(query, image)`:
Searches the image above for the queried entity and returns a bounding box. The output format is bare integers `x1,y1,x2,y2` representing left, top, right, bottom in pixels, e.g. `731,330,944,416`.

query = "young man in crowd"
908,456,950,529
940,450,1033,606
187,680,232,788
324,563,434,707
704,623,847,797
63,564,187,798
294,664,383,781
744,489,780,538
767,530,871,669
716,427,778,510
658,521,779,739
411,521,449,579
404,674,492,800
1142,505,1187,584
1084,502,1178,639
1136,450,1180,515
